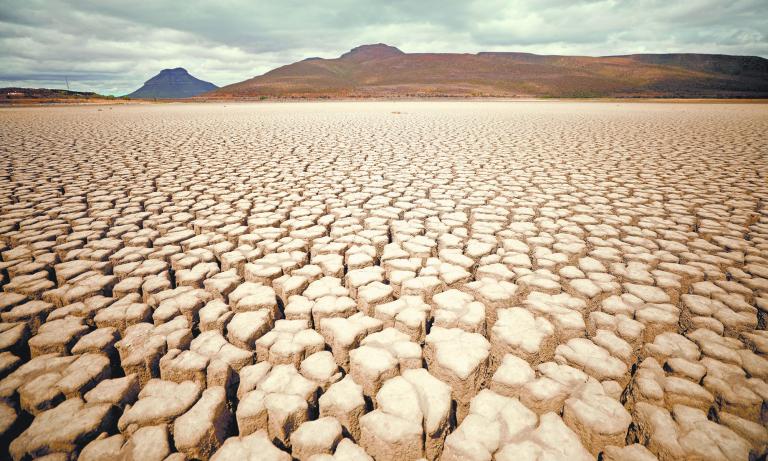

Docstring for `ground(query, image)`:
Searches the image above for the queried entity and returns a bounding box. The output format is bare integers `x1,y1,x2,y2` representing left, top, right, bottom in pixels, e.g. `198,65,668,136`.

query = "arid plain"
0,101,767,461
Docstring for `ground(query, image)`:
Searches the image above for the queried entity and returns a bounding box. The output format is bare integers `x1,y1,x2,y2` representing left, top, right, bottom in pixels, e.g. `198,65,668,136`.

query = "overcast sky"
1,0,766,95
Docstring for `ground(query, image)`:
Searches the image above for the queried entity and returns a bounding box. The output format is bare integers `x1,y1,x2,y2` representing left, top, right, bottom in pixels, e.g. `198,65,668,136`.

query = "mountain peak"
340,43,404,61
159,67,189,74
127,68,217,99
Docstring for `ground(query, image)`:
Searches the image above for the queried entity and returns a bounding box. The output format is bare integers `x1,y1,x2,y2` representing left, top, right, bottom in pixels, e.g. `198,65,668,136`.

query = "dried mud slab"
0,101,767,460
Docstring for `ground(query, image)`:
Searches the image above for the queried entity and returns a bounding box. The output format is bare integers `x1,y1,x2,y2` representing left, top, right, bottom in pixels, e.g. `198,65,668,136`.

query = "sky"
1,0,766,95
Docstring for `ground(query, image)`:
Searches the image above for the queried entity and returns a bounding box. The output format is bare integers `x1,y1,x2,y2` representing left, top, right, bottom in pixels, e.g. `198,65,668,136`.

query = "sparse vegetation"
206,45,768,100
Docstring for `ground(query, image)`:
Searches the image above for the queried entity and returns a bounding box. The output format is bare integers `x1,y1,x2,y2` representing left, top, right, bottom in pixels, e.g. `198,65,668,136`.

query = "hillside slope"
208,44,768,98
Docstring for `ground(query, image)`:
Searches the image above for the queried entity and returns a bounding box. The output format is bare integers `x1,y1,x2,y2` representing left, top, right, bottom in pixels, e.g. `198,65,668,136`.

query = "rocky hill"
127,68,218,99
207,44,768,98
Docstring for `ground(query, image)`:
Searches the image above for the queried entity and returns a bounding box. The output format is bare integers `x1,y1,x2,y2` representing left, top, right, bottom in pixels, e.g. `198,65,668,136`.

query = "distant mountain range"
127,68,218,99
6,47,767,101
0,87,119,104
1,87,102,99
207,44,768,99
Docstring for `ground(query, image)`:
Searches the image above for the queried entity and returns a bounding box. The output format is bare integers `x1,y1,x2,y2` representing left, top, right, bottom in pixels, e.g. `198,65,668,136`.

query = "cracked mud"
0,101,767,461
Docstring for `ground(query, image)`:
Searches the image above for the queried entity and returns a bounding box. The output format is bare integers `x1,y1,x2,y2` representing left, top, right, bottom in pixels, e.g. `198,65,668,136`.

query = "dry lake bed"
0,101,767,461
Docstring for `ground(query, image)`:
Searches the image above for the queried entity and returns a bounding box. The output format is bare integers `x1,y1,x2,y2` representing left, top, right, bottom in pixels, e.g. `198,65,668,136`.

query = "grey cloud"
0,0,766,95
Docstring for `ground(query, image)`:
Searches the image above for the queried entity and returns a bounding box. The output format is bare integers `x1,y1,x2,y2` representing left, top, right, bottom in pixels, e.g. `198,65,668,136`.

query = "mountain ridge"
206,44,768,99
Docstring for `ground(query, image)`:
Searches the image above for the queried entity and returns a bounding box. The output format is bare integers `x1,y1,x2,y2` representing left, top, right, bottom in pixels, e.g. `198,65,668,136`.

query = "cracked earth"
0,101,767,461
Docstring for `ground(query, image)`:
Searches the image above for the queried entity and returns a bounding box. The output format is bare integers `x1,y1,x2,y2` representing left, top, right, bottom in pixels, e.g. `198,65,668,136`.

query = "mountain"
207,44,768,99
127,68,218,99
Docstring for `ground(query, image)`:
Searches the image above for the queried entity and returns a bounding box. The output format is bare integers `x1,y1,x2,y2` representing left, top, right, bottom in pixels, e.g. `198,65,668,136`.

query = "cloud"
0,0,766,95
